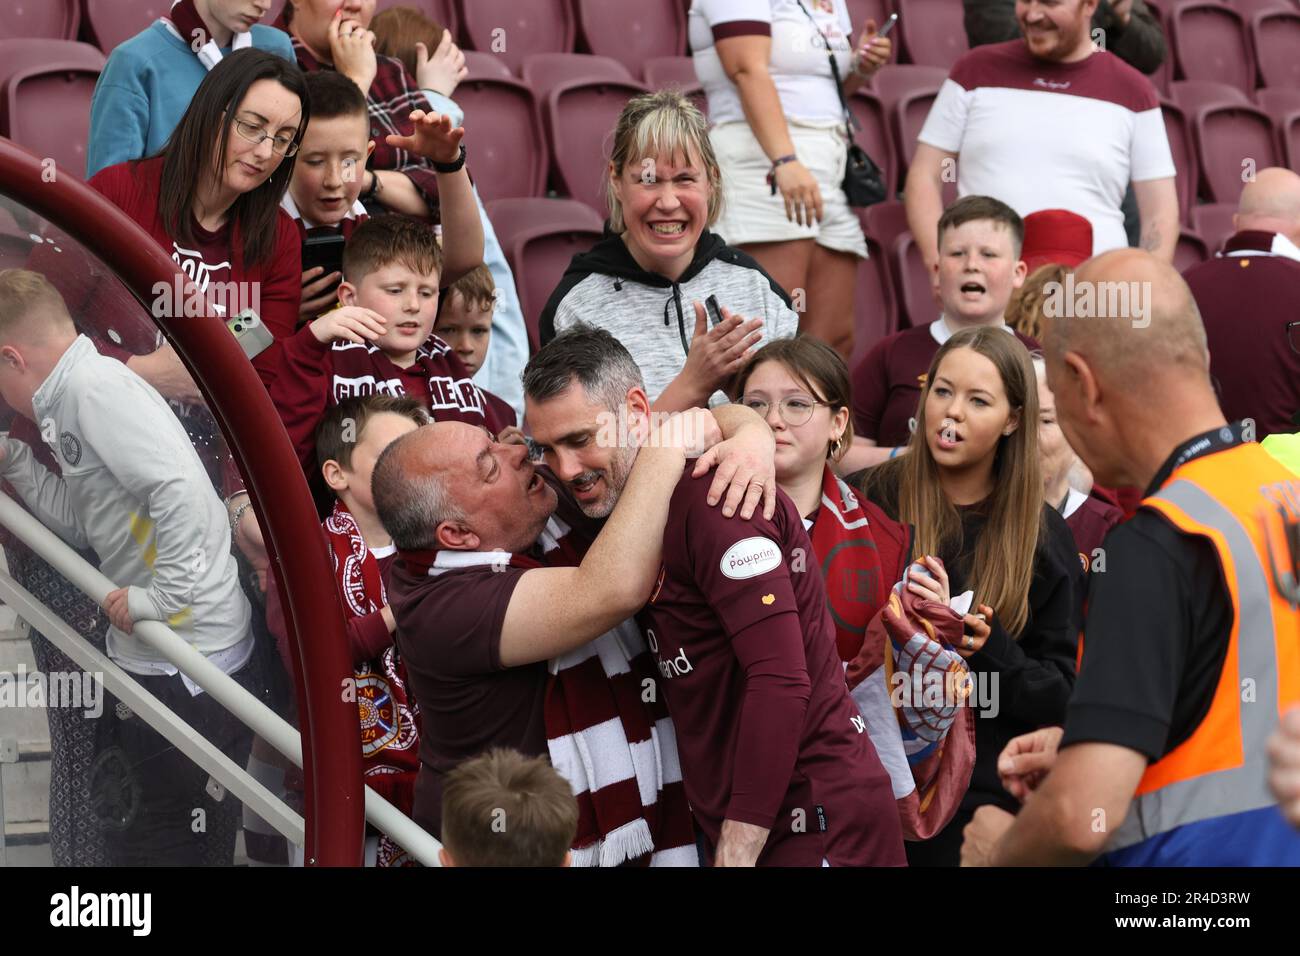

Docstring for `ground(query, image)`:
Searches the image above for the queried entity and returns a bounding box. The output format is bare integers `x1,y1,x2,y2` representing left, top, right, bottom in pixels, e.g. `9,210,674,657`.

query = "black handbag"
796,1,888,208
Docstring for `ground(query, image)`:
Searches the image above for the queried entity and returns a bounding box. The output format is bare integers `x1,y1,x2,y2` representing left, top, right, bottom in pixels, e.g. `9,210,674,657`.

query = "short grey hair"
522,324,645,411
372,432,467,551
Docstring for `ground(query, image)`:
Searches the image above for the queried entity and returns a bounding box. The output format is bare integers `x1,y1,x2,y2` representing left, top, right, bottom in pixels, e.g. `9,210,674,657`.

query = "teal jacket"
86,21,295,178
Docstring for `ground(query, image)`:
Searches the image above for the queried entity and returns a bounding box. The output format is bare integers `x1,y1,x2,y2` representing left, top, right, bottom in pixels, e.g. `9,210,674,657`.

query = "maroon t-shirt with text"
646,468,905,866
853,323,1039,448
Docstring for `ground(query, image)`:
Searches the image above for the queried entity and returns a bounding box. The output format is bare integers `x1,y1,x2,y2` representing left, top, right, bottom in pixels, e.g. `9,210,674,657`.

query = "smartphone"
301,231,346,281
877,12,899,38
705,294,725,328
227,308,274,360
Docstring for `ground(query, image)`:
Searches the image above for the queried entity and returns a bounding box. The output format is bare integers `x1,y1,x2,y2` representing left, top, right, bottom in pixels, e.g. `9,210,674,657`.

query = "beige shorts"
710,120,868,258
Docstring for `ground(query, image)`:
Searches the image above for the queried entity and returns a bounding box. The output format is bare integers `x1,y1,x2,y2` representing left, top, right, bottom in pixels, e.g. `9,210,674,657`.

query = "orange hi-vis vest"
1100,442,1300,866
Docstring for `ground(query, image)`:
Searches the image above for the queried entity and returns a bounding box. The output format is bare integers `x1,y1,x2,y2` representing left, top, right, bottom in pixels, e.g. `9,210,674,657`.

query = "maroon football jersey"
646,467,905,866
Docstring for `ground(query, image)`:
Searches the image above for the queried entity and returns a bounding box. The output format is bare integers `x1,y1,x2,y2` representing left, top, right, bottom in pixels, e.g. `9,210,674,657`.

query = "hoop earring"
829,433,846,460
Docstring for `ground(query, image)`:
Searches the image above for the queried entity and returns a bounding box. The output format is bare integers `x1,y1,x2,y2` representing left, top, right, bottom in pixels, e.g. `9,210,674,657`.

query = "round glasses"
741,395,828,427
232,117,300,157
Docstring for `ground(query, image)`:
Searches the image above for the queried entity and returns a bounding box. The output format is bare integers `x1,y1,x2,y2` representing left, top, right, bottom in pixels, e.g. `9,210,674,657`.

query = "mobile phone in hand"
705,294,725,328
227,309,274,360
877,12,899,38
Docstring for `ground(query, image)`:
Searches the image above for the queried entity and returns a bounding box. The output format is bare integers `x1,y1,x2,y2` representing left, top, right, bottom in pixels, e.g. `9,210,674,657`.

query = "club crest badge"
59,431,82,466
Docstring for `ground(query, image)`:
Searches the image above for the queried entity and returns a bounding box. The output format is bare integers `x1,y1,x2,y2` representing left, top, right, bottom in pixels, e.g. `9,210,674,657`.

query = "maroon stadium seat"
1251,11,1300,88
861,199,911,257
1254,87,1300,118
851,236,898,366
1174,230,1210,271
0,40,105,178
644,55,698,90
1230,0,1292,21
1161,101,1200,222
1282,111,1300,171
83,0,168,54
893,232,937,328
1190,202,1239,252
545,77,650,214
872,65,947,172
1193,104,1280,202
642,56,707,116
452,76,546,202
1171,80,1251,118
848,89,897,197
463,50,514,81
1,0,78,41
459,0,574,75
844,0,894,36
1170,2,1255,92
575,0,687,76
485,198,605,350
896,0,969,70
522,53,637,95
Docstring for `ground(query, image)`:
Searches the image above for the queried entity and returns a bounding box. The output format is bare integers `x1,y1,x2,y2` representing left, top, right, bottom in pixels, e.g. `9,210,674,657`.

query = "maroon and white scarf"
405,516,697,866
324,502,421,867
163,0,253,70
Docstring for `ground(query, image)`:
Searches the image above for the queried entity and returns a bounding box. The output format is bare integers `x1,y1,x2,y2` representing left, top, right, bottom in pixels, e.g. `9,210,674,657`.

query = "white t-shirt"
918,41,1176,255
690,0,853,125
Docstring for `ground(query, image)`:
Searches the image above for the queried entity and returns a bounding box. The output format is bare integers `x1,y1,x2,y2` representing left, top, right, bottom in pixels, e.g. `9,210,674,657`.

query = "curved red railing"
0,140,365,865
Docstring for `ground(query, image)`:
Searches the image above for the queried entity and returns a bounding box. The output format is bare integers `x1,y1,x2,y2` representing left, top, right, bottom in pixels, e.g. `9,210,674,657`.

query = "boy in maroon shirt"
268,214,503,472
435,264,517,429
852,196,1036,454
526,327,905,866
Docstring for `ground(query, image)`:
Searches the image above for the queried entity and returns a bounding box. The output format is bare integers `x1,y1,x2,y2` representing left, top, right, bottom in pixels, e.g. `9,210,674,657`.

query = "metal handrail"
0,136,364,864
0,491,443,867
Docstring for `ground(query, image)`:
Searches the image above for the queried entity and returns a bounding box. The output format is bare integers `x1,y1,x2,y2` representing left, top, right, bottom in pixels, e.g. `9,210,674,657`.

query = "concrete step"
1,743,50,825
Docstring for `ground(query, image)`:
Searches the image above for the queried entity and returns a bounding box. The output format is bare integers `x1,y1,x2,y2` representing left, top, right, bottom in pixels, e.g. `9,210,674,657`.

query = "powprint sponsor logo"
49,886,151,936
719,537,782,580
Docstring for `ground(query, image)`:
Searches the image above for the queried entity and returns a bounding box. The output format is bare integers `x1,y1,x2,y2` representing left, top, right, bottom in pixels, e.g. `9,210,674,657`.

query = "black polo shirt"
1060,423,1251,761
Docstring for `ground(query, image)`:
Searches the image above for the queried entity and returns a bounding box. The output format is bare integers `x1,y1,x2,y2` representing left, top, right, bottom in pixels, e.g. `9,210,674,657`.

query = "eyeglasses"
741,395,828,427
232,117,299,157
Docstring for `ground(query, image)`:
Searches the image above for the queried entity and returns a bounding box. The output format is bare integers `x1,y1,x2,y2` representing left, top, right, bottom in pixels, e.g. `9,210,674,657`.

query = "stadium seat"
851,236,898,367
895,0,969,70
0,0,78,41
452,76,546,202
83,0,168,55
844,0,894,35
458,0,575,75
1282,111,1300,171
1171,80,1251,116
1160,101,1200,223
872,65,947,172
643,55,698,91
1230,0,1292,21
1251,11,1300,88
848,89,897,198
893,232,937,329
463,50,514,80
544,77,650,214
1254,87,1300,118
522,53,637,95
1193,104,1280,202
575,0,687,76
484,198,605,350
0,40,105,178
1169,2,1255,92
1190,202,1240,252
1174,230,1210,271
860,199,911,258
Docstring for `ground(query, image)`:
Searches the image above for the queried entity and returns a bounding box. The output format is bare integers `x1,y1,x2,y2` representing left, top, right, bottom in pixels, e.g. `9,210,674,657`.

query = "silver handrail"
0,491,443,867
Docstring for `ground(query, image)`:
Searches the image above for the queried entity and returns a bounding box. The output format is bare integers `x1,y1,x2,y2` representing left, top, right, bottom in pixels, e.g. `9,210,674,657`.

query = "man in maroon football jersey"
526,326,906,867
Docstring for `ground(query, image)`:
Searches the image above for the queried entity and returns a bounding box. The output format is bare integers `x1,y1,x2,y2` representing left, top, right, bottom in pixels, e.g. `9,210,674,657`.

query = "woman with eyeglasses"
89,49,310,369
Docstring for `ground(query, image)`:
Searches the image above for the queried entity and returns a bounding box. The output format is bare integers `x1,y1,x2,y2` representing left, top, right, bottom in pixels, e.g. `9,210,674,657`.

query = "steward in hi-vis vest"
1089,436,1300,864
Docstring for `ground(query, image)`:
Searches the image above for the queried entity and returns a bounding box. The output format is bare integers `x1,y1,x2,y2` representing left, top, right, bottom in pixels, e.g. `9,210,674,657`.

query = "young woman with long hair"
854,325,1082,866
